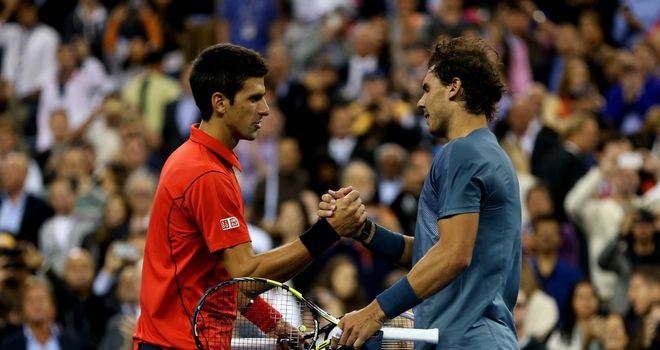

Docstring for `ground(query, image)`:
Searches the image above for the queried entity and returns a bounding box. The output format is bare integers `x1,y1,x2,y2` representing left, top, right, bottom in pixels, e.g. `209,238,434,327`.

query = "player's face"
417,70,450,138
224,77,269,142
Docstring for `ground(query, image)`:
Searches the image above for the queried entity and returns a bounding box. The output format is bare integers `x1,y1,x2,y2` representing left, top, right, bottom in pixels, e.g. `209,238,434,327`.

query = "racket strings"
195,279,318,350
380,314,415,350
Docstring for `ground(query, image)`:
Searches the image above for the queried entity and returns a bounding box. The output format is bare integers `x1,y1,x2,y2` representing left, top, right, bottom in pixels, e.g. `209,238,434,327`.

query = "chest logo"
220,216,240,230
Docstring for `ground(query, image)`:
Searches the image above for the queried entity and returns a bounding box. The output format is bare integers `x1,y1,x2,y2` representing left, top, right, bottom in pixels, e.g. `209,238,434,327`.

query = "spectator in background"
530,214,581,323
342,22,386,100
514,288,547,350
349,69,419,151
316,254,367,316
38,178,100,277
35,110,72,182
390,147,433,236
523,182,580,268
161,65,200,162
0,233,29,341
49,248,113,350
640,301,660,349
600,312,631,350
546,57,603,128
63,0,108,60
0,119,44,194
612,0,660,49
0,80,28,134
121,50,181,146
599,208,660,314
539,112,600,221
316,103,369,168
36,42,107,152
73,96,125,171
0,152,53,245
428,0,469,40
252,137,312,230
216,0,281,56
103,0,163,76
0,0,60,145
123,170,156,235
545,281,604,350
374,143,407,206
235,103,282,212
54,147,105,216
602,41,660,135
279,60,339,169
565,135,639,304
82,193,129,270
0,276,81,350
547,23,584,94
98,261,141,350
519,259,559,342
628,267,660,349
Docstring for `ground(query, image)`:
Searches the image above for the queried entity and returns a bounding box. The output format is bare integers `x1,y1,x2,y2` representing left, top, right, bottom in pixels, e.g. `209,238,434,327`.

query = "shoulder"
0,328,25,349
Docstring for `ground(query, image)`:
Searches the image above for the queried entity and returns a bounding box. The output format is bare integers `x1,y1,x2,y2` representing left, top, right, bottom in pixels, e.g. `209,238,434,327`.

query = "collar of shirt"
189,124,242,171
23,324,60,350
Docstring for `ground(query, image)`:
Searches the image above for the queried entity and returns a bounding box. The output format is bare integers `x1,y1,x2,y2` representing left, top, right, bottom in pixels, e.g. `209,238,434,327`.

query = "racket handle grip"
382,327,439,344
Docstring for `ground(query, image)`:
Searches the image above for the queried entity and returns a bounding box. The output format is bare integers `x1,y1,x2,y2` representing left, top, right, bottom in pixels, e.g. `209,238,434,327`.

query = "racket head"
193,277,328,350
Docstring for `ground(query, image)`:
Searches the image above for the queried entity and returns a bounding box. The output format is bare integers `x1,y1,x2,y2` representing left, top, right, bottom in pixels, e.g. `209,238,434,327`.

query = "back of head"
189,44,268,121
428,37,505,121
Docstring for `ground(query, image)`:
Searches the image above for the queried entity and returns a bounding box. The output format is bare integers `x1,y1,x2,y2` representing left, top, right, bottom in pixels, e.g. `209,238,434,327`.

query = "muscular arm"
407,213,478,298
223,190,366,281
220,239,313,281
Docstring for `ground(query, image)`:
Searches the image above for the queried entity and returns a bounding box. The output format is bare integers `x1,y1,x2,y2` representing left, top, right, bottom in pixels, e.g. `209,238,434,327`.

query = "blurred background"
0,0,658,349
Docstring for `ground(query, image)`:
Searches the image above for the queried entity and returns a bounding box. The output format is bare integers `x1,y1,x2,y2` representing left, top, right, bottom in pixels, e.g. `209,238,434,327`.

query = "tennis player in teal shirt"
320,36,521,349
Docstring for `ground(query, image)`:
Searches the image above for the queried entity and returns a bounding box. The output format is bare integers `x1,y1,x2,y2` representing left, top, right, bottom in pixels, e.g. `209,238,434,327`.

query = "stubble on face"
419,70,449,138
226,77,269,142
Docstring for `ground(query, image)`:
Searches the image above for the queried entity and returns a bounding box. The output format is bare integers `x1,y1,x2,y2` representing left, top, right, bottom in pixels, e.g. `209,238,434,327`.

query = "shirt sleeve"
186,171,251,253
437,140,488,219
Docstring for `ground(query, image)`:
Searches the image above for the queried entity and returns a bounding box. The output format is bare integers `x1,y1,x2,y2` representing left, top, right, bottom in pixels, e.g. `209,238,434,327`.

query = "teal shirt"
413,128,521,349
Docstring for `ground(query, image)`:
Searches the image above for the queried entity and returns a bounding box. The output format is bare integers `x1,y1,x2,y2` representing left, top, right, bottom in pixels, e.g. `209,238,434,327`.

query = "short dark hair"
189,44,268,121
429,37,505,121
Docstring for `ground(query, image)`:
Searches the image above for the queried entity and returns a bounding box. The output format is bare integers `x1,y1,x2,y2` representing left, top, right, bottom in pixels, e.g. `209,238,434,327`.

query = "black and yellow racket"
192,277,438,349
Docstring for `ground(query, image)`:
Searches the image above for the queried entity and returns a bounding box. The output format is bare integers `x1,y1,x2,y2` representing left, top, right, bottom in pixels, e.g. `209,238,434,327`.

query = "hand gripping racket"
193,277,438,349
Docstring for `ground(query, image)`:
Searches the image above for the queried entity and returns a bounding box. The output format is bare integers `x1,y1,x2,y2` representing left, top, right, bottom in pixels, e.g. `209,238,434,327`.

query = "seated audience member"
520,260,559,341
531,214,582,322
98,262,141,350
0,276,81,350
316,254,367,316
0,152,53,245
599,313,631,350
628,267,660,349
546,281,604,350
49,248,114,350
599,208,660,314
39,178,100,277
374,143,407,206
390,147,433,236
515,288,547,350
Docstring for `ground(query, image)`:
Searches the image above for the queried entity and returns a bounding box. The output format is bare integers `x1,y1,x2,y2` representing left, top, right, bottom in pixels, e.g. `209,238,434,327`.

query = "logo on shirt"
220,216,240,231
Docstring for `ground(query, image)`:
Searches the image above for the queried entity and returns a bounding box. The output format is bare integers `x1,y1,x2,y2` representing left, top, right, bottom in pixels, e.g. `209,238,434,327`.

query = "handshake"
317,186,368,239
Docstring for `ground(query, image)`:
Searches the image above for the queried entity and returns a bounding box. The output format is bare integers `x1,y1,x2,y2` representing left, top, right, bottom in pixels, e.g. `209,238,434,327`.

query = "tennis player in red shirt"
133,44,366,349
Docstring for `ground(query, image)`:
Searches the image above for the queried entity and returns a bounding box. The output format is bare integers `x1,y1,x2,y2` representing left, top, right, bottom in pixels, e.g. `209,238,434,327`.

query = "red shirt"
134,125,251,349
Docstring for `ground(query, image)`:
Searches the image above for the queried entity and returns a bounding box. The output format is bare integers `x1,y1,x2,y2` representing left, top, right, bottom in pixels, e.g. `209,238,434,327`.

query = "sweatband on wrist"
375,276,422,319
299,218,341,256
363,224,405,263
356,219,374,242
242,296,282,333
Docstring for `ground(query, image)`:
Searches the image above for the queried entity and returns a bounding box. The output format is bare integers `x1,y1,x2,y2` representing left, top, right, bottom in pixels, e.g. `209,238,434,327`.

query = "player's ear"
211,92,228,115
447,77,462,100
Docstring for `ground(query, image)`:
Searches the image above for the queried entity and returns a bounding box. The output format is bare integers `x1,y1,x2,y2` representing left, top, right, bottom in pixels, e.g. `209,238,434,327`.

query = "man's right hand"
320,187,366,237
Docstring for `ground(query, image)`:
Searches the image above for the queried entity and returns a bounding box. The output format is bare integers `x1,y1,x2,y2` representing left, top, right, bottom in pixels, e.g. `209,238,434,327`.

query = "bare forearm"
398,236,414,268
224,240,313,281
406,243,468,299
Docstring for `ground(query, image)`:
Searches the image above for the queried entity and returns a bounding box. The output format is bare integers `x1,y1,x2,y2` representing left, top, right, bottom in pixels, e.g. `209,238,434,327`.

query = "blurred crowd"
0,0,658,349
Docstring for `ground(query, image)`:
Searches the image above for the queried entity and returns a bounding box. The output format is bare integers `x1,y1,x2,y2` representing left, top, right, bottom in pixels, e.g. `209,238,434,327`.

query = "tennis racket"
192,277,438,349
